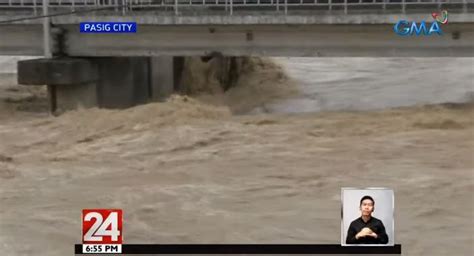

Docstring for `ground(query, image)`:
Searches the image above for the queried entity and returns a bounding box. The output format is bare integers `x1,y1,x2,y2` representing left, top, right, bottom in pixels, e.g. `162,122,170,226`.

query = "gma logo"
393,21,443,36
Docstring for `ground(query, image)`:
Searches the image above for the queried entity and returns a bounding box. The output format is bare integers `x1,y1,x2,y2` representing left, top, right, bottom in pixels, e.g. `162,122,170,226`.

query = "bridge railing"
0,0,471,16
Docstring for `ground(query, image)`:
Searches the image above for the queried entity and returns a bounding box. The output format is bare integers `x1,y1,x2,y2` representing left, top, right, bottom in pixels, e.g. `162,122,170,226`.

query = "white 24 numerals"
84,212,120,242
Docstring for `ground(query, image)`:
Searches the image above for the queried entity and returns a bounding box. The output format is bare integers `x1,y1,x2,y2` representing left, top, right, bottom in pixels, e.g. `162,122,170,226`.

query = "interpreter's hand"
355,227,373,239
367,231,378,238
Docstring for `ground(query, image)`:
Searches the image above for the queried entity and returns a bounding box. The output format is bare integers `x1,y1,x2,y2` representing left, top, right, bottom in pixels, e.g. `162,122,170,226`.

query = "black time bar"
75,244,401,254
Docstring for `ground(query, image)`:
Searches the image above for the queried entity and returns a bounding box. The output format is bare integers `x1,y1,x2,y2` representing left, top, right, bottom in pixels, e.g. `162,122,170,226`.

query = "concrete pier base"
94,57,150,109
149,56,185,101
53,82,98,112
150,56,173,101
16,55,237,113
17,58,99,113
17,56,181,113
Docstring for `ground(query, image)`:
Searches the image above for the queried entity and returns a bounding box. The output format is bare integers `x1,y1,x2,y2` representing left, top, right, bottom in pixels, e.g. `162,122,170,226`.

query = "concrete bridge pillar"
94,57,150,109
16,55,242,113
17,56,179,113
149,56,184,101
17,58,99,113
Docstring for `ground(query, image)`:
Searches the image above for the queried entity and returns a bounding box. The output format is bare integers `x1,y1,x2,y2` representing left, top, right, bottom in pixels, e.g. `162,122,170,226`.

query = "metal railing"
0,0,471,16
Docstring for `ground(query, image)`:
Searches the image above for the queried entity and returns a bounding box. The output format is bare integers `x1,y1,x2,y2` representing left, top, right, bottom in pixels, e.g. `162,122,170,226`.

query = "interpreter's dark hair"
360,195,375,206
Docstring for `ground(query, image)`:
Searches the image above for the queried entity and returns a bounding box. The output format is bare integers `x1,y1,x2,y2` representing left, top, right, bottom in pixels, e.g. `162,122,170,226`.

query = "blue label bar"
80,22,137,33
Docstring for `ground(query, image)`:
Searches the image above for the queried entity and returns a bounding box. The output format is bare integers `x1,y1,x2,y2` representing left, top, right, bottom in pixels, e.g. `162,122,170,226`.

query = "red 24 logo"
82,209,122,244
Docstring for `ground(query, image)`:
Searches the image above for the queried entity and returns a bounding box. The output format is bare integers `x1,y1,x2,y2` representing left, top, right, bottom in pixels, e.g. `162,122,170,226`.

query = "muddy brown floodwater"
0,57,473,256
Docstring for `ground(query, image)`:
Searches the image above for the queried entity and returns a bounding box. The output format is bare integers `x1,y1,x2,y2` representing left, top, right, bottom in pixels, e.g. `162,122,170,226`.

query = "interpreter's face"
360,199,374,217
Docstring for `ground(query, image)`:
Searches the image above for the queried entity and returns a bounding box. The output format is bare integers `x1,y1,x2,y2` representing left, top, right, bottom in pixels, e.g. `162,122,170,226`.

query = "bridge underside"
1,23,473,57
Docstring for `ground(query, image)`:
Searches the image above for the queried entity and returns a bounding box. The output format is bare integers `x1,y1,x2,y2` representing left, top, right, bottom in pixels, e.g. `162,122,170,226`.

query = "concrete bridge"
1,0,473,57
1,0,473,112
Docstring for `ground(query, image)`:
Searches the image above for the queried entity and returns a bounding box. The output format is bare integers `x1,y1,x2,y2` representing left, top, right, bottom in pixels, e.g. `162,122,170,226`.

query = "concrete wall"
0,25,43,56
52,13,474,25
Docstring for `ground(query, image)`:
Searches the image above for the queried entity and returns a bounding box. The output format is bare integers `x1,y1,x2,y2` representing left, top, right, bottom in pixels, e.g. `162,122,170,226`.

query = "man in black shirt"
346,195,389,244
